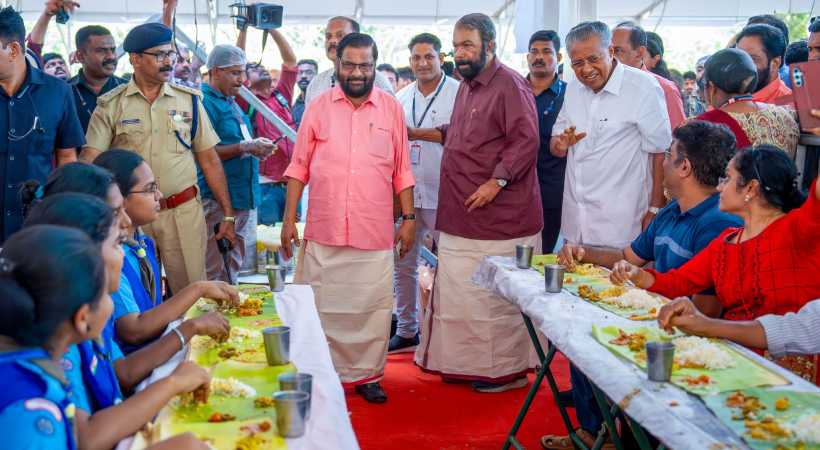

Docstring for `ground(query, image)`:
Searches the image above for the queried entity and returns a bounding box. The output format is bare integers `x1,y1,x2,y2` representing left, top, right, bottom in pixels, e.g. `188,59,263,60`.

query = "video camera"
230,3,283,31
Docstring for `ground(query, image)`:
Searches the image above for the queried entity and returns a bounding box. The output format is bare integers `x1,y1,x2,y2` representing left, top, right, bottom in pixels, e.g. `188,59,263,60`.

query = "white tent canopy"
11,0,818,27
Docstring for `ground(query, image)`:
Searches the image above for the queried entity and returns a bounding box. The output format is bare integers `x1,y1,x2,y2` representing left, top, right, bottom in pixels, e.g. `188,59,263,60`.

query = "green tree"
774,13,811,41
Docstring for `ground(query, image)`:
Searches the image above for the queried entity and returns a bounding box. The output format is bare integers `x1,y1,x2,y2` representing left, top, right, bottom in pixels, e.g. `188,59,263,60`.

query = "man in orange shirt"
280,33,416,404
736,24,791,104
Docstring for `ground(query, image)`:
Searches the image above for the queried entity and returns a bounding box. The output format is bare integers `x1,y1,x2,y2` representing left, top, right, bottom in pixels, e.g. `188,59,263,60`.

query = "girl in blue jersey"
23,194,215,450
23,159,239,357
0,225,110,450
22,164,233,394
93,150,239,354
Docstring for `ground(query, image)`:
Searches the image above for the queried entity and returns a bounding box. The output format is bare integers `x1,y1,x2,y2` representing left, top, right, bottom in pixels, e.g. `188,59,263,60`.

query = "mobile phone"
776,61,820,129
395,240,403,258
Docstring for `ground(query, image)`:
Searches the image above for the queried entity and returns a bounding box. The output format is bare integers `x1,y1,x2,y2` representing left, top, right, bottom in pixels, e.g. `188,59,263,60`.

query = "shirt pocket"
115,122,147,151
464,111,492,149
368,125,392,159
168,118,193,154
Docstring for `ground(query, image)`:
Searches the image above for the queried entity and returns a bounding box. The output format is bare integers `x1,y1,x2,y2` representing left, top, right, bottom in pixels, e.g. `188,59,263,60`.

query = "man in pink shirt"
234,28,299,225
612,22,685,131
281,33,416,404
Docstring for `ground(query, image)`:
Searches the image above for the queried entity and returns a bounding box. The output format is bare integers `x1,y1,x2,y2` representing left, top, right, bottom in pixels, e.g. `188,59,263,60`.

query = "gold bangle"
635,268,647,287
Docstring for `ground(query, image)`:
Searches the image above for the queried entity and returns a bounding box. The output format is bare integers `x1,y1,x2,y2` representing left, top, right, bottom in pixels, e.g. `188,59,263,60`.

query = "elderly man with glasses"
80,22,234,298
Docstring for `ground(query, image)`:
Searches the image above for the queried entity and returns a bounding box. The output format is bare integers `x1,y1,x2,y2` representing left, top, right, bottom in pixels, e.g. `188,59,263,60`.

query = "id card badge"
239,124,253,141
410,144,421,165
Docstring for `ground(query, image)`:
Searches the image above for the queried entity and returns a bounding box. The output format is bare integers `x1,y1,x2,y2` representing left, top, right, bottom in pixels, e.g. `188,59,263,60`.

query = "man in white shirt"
305,16,394,103
552,21,671,249
389,33,459,354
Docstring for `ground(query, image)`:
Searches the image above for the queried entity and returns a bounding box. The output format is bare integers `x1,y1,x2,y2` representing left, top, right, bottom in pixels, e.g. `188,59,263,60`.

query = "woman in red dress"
610,146,820,385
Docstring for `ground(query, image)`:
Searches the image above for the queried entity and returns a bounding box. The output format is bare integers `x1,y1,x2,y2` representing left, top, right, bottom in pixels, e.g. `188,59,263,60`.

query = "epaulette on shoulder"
169,83,204,99
96,83,128,107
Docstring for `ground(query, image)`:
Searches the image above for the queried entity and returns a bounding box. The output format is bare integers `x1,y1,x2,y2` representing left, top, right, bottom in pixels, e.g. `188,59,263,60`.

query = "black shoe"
471,377,528,393
355,382,387,403
388,333,420,354
556,388,574,408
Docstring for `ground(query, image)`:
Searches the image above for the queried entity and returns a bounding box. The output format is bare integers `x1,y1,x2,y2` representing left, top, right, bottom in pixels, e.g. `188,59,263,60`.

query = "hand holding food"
170,361,211,402
657,297,709,336
610,260,640,286
198,281,240,307
557,244,585,271
189,311,231,337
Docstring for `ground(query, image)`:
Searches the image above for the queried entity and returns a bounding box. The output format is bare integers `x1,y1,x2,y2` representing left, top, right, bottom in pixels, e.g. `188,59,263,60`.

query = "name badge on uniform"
240,124,252,141
410,144,421,165
120,119,141,125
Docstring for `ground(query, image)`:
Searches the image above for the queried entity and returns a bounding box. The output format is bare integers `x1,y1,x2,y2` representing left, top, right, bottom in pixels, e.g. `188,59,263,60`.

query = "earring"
86,324,92,332
745,195,750,202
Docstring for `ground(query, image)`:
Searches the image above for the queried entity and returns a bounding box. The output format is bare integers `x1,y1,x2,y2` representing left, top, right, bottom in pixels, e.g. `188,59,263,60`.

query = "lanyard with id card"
410,75,446,166
227,98,253,141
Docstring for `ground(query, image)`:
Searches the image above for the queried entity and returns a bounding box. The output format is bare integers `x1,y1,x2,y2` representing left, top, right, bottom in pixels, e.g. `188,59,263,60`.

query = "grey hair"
455,13,497,54
566,21,612,51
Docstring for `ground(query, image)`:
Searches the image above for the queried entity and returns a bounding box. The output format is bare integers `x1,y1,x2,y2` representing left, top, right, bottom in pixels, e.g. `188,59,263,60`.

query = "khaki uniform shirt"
85,77,220,197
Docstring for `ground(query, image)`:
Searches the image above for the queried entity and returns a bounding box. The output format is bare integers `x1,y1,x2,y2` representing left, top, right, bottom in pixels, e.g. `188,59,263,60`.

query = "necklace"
764,211,783,227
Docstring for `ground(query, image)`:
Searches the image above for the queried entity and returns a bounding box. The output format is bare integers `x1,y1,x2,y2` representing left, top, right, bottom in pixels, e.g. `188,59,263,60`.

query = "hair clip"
35,185,44,200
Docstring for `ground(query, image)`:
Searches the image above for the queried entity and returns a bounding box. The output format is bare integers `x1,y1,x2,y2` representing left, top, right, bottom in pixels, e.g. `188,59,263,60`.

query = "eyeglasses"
664,148,674,160
718,177,732,186
130,182,161,199
339,59,375,73
139,51,179,63
570,51,607,70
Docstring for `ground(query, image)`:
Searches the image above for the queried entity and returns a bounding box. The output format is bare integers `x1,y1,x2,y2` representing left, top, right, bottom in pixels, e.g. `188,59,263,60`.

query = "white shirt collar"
600,59,624,96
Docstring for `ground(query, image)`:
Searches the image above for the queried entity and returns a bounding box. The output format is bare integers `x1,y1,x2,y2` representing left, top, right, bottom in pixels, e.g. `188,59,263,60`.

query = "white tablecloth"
125,285,359,450
471,256,820,450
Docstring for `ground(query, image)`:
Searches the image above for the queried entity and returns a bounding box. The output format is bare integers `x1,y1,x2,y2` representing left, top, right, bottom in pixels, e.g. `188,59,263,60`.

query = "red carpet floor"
346,352,578,450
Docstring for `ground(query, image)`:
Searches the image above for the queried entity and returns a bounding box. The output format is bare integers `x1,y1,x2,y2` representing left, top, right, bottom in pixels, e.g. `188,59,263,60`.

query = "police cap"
123,23,173,53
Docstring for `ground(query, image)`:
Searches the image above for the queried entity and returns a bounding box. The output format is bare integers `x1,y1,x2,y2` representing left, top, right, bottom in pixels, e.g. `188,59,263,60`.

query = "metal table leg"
503,313,586,450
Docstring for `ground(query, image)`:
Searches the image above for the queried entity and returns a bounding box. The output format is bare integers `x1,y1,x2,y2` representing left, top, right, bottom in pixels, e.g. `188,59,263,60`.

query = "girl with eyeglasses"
610,146,820,384
93,150,240,355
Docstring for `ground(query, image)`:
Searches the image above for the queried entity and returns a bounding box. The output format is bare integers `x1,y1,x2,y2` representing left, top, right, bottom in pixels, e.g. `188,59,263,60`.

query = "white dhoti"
415,231,544,383
294,241,393,385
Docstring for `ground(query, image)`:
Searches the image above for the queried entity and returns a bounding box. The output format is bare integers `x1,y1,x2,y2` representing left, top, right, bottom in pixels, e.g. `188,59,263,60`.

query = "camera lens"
261,10,271,22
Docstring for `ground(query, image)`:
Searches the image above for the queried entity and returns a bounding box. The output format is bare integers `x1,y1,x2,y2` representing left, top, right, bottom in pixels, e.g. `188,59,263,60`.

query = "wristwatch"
496,179,508,188
648,207,661,215
402,214,416,221
222,216,236,223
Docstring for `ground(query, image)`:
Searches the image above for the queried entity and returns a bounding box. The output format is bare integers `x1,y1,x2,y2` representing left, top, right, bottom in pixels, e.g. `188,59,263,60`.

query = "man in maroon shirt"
234,28,299,225
409,13,543,394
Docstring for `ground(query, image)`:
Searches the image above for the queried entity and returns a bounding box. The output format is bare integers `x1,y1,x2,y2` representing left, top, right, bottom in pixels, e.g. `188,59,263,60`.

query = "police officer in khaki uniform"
81,23,236,296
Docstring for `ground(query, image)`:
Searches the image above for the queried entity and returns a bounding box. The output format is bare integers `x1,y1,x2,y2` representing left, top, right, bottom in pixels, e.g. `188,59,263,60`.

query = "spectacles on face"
339,59,375,73
139,51,179,63
664,149,674,160
130,182,160,199
718,176,734,187
570,50,607,70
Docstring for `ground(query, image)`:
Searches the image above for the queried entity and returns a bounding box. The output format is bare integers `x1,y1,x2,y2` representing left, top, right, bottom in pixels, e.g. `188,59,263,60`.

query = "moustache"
54,67,66,73
532,61,546,67
455,58,473,66
328,45,337,53
347,76,366,82
102,60,117,67
159,65,173,73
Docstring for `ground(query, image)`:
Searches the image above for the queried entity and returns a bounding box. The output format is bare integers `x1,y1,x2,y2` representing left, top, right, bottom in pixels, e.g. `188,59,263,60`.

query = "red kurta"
648,180,820,384
648,179,820,319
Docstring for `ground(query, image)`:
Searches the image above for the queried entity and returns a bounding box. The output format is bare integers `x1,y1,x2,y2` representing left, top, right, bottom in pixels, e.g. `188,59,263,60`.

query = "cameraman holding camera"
232,15,300,226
